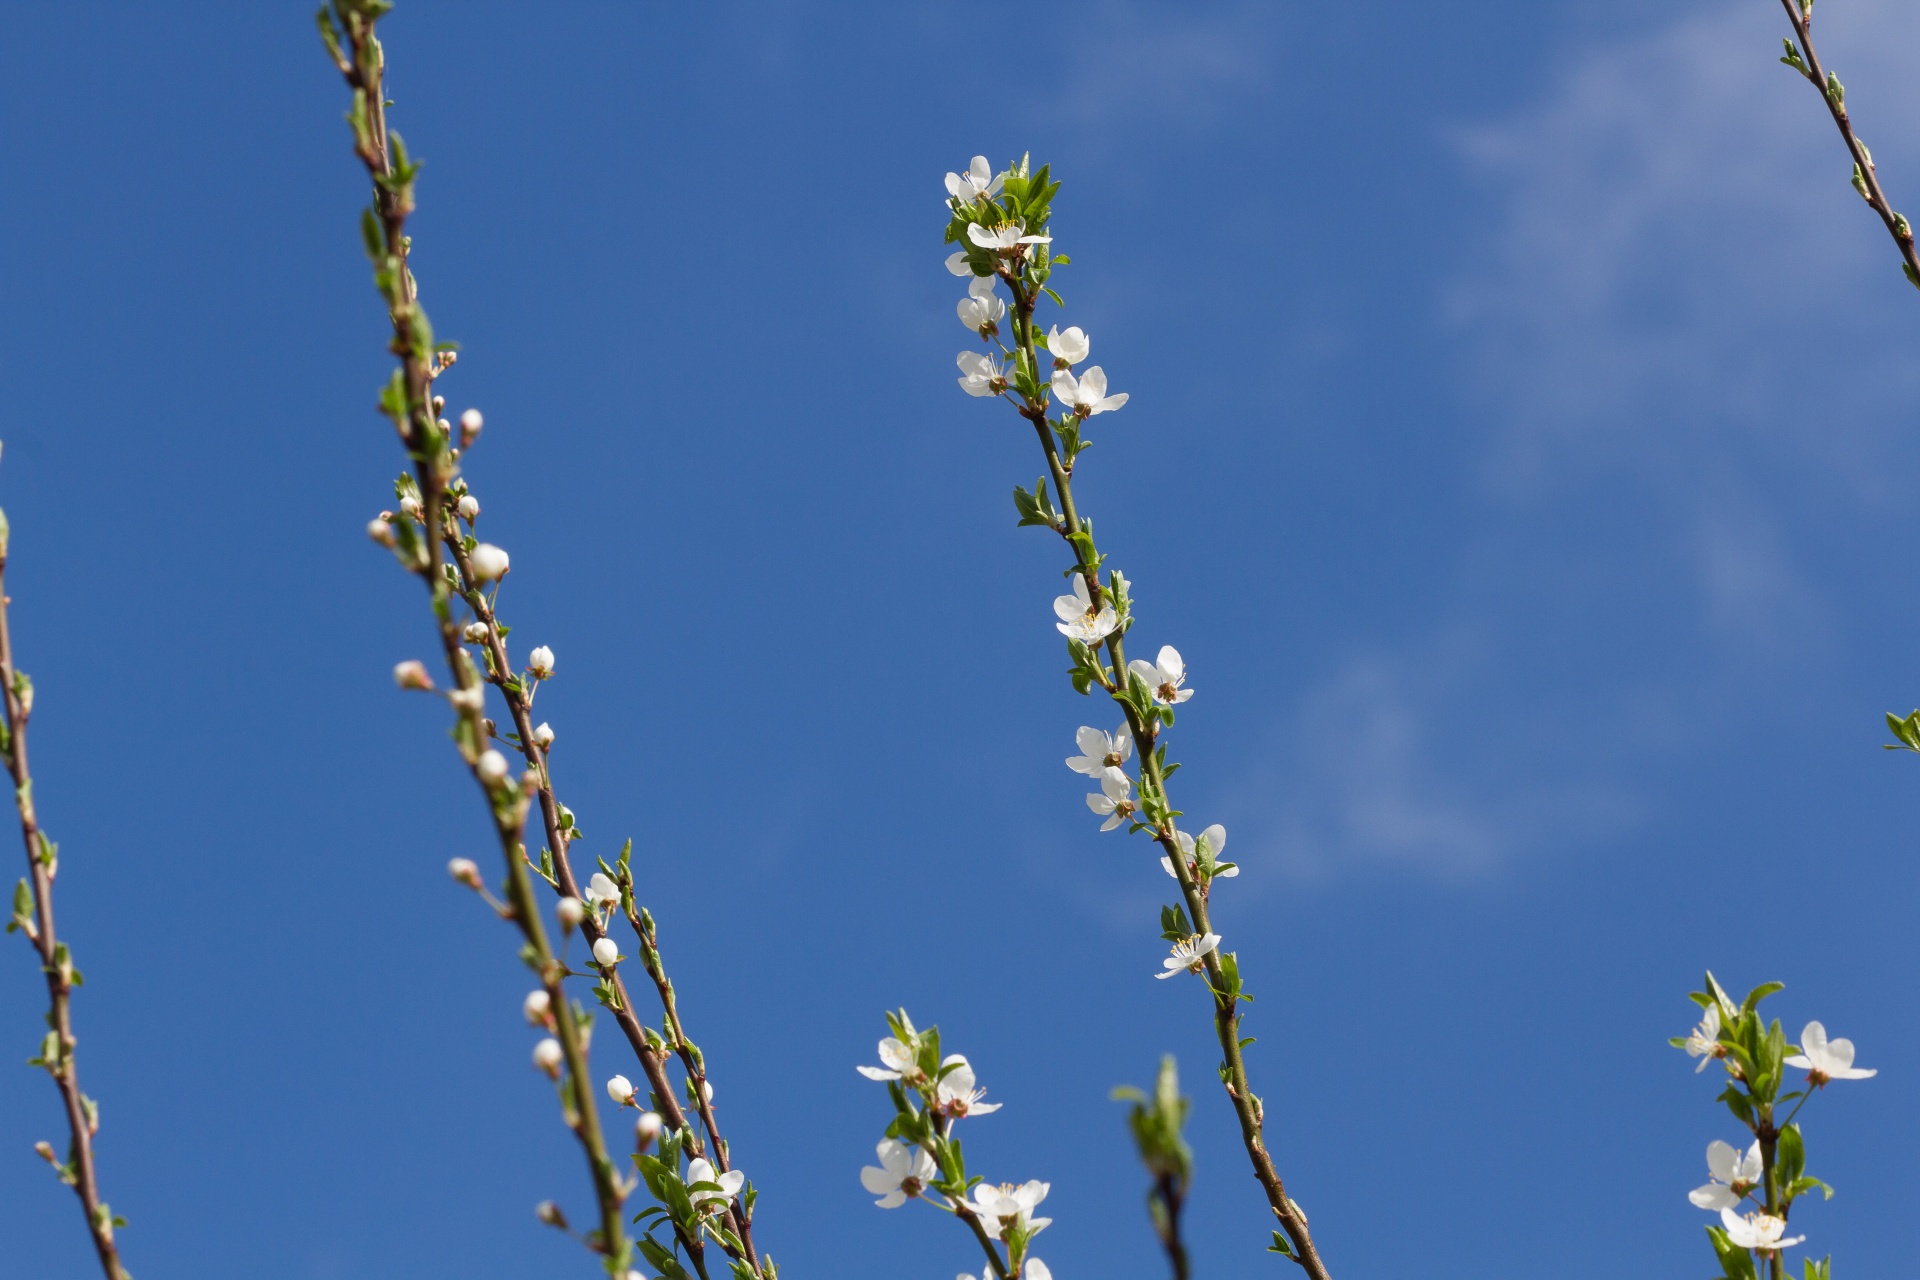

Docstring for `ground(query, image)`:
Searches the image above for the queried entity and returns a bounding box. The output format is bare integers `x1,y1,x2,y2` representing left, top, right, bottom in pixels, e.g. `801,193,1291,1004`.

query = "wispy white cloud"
1047,0,1280,127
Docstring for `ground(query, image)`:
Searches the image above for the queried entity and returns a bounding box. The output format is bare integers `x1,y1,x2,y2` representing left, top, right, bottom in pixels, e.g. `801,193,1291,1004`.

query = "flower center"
901,1177,924,1198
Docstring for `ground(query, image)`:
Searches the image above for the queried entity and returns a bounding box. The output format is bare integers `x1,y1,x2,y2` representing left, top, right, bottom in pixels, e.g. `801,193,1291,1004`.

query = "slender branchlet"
1115,1057,1193,1280
854,1011,1050,1280
317,1,633,1269
1675,972,1870,1280
941,155,1330,1277
1,510,129,1279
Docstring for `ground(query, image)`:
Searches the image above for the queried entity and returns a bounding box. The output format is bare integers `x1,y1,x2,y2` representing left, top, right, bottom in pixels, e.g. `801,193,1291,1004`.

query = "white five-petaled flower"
1785,1021,1877,1084
1054,576,1118,645
1087,767,1136,832
1157,932,1221,979
1162,824,1239,881
1690,1140,1762,1212
946,250,974,277
957,290,1006,336
1066,724,1132,778
1046,325,1090,366
1050,365,1127,417
584,872,621,912
527,645,555,678
606,1074,635,1106
968,1180,1052,1241
957,351,1006,398
856,1037,918,1082
1719,1207,1804,1253
859,1138,937,1208
1684,1004,1723,1072
1025,1263,1053,1280
967,221,1052,256
591,936,621,968
1128,645,1192,705
945,156,1004,204
469,543,511,580
686,1157,745,1209
532,1037,564,1075
935,1054,1002,1117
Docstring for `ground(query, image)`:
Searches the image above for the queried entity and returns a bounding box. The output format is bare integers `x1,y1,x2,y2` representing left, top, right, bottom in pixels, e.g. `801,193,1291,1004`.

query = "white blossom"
857,1037,917,1082
1046,325,1089,365
399,494,422,520
935,1054,1002,1117
456,494,480,521
532,1037,564,1075
945,156,1004,204
957,351,1006,398
1026,1263,1053,1280
1785,1021,1877,1084
476,749,510,783
584,872,620,911
469,543,511,580
1157,932,1221,980
459,408,484,444
1162,824,1239,880
635,1111,664,1148
958,291,1006,336
1690,1140,1762,1212
967,221,1052,255
1128,645,1192,705
686,1157,745,1208
463,621,490,643
1066,724,1132,778
393,660,434,691
968,1180,1052,1241
1087,767,1136,832
527,645,555,678
556,896,587,931
591,936,621,968
367,517,395,546
533,722,556,750
1053,576,1118,645
449,685,483,714
859,1138,937,1208
1683,1005,1723,1072
524,989,551,1024
1719,1207,1804,1252
607,1074,635,1105
1050,365,1127,416
946,250,974,276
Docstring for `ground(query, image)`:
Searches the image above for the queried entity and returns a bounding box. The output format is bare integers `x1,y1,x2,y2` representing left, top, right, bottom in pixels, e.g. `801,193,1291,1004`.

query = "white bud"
532,1038,564,1076
606,1074,635,1105
367,517,395,546
634,1110,664,1149
700,1080,713,1104
476,750,510,783
447,857,482,889
527,645,555,678
399,494,422,519
459,408,484,446
449,685,484,713
431,395,446,414
523,989,551,1024
469,543,510,581
534,1200,568,1229
591,936,620,968
463,622,490,643
532,722,555,750
393,660,434,691
456,494,480,521
556,896,587,931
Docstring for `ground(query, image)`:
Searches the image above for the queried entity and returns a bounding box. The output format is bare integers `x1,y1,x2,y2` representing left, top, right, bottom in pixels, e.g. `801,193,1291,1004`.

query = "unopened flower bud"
556,896,586,931
591,936,620,968
34,1140,57,1165
523,989,551,1024
532,1037,564,1076
456,494,480,521
393,660,434,691
476,749,510,784
368,518,395,547
532,722,555,750
635,1110,664,1149
431,394,446,414
535,1200,569,1230
527,645,555,678
469,543,510,581
437,417,452,438
463,622,490,643
449,685,484,713
399,494,422,520
447,857,482,889
606,1074,635,1105
460,407,484,446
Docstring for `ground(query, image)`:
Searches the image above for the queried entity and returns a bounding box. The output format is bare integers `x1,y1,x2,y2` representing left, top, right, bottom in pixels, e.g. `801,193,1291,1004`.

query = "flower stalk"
1,515,130,1279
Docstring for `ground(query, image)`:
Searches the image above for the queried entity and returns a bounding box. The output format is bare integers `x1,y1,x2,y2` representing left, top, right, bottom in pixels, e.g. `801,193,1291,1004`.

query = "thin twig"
0,532,130,1280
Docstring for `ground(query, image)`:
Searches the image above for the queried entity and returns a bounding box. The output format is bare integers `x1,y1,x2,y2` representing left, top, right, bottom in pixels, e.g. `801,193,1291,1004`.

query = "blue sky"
4,1,1918,1276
